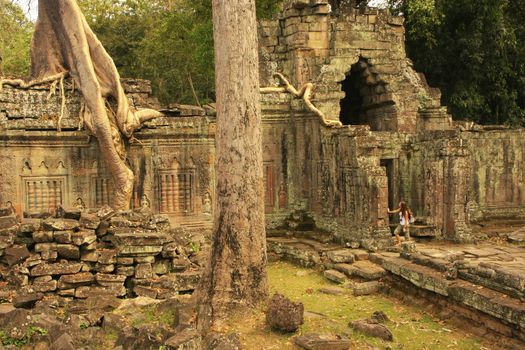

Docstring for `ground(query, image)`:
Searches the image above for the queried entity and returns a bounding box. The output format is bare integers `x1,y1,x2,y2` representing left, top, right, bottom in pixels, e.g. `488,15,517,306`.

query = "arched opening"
338,58,396,131
339,62,363,126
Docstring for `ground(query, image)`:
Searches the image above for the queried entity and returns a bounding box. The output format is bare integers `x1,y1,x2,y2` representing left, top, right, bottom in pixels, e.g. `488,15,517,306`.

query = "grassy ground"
223,261,488,350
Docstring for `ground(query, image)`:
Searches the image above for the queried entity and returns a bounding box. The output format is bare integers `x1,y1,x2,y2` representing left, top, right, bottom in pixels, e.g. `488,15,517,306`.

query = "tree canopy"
393,0,525,125
0,0,33,76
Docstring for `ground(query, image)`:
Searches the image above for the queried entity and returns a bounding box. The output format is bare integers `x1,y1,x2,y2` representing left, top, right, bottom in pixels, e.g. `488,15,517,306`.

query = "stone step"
371,252,525,330
323,269,347,284
351,260,386,280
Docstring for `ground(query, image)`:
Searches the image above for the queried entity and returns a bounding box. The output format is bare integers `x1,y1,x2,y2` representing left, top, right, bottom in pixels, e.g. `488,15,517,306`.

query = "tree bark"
197,0,268,323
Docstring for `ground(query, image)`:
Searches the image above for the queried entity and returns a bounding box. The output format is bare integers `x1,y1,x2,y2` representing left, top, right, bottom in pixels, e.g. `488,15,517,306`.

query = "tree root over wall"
1,0,163,210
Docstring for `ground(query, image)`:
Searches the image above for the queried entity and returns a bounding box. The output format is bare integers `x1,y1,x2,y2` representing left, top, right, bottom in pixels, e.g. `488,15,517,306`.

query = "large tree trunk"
27,0,162,210
197,0,268,323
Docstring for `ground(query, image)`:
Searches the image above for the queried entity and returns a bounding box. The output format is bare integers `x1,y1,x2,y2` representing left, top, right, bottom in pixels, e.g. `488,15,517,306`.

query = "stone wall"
0,205,205,301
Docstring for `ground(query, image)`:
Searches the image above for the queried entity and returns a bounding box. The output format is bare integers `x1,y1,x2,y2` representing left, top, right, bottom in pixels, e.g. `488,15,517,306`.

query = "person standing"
388,201,412,245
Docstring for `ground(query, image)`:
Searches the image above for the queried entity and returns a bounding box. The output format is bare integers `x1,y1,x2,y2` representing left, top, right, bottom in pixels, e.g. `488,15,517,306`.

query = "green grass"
227,261,485,350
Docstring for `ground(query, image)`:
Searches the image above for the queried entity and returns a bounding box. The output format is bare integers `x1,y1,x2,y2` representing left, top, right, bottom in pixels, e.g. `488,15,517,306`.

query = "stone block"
34,243,57,253
31,262,82,276
118,245,163,256
13,292,44,308
75,285,126,299
0,215,18,229
112,231,167,247
32,231,54,243
2,245,30,266
294,333,351,350
153,260,171,275
95,273,126,287
79,212,100,229
33,275,52,283
323,269,347,284
352,261,386,280
133,286,159,299
95,263,115,273
135,263,154,279
58,272,95,289
57,244,80,259
98,249,117,264
80,249,99,262
33,280,58,293
71,229,97,246
327,249,355,264
116,257,134,265
53,231,72,244
116,266,135,276
135,256,155,264
353,281,381,296
20,219,41,233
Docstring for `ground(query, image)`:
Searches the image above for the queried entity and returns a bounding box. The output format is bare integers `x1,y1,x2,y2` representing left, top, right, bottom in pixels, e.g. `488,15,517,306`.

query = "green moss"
265,261,485,350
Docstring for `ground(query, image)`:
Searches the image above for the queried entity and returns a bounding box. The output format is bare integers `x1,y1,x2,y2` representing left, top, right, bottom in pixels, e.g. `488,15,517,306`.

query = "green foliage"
396,0,525,125
79,0,284,105
0,0,33,76
0,326,48,347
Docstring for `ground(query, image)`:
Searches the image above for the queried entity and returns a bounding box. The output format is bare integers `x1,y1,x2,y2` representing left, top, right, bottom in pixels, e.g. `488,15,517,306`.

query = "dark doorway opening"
339,61,364,125
380,159,394,211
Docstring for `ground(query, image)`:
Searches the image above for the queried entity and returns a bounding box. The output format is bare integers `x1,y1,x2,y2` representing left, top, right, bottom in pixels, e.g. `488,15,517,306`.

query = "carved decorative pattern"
24,177,65,212
93,177,113,207
158,171,195,214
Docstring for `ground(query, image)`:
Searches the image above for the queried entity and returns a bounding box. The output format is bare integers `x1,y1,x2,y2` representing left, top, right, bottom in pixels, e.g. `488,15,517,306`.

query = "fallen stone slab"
349,319,393,341
1,245,30,266
42,218,79,231
353,281,381,296
294,333,350,350
507,227,525,243
318,287,346,295
13,292,44,309
323,269,347,284
352,261,386,280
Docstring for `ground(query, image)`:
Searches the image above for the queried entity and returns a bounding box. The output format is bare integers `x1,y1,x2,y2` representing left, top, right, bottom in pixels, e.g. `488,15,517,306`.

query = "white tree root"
261,72,343,127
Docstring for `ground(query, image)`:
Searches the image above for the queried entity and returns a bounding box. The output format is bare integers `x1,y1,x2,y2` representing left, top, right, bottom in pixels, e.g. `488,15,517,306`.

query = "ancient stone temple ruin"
0,2,524,348
3,1,524,247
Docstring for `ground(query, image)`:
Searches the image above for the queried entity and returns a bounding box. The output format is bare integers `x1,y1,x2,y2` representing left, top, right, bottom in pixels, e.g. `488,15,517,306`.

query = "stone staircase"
267,233,525,348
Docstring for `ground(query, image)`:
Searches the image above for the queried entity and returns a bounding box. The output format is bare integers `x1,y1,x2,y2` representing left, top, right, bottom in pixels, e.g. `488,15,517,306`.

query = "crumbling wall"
0,206,206,302
259,1,452,133
0,81,216,226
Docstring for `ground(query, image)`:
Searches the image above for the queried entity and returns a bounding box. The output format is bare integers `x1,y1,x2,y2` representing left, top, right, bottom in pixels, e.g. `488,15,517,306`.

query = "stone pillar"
441,139,472,242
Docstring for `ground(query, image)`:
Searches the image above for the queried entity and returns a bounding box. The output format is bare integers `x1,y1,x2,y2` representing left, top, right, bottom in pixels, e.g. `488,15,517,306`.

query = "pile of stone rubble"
0,205,205,305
